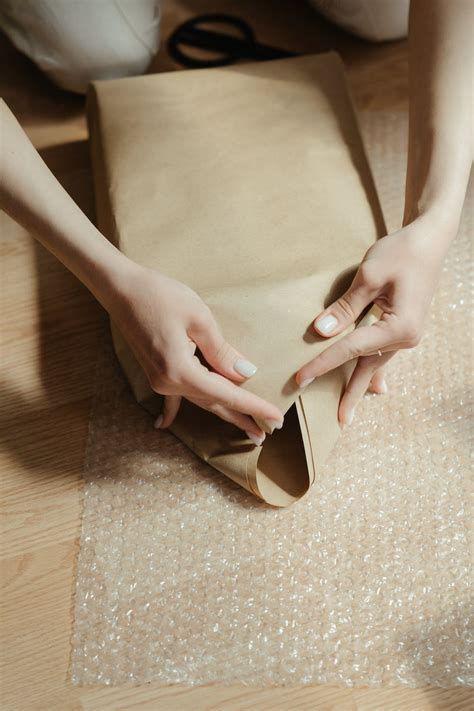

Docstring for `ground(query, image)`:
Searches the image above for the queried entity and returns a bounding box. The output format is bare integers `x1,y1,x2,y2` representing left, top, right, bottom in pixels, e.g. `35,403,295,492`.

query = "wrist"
401,211,458,264
403,198,461,246
403,153,471,237
78,232,138,311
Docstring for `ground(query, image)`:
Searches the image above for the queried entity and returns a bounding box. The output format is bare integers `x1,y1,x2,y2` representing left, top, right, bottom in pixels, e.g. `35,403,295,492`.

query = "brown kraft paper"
86,52,385,507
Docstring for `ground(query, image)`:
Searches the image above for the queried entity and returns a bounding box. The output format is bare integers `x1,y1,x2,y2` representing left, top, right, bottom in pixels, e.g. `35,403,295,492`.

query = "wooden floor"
0,2,472,709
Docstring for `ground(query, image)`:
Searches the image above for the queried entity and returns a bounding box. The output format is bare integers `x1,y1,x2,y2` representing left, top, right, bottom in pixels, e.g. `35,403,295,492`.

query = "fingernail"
246,431,265,446
344,408,355,426
299,377,315,388
263,418,284,434
154,414,164,429
234,358,258,378
379,378,388,394
315,314,338,335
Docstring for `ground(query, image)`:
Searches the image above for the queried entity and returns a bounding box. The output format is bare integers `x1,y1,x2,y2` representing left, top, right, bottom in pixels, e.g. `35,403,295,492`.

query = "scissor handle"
168,14,257,69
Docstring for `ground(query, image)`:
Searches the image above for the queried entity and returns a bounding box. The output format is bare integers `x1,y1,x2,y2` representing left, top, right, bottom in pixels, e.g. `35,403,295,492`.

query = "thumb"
191,318,258,382
314,279,373,338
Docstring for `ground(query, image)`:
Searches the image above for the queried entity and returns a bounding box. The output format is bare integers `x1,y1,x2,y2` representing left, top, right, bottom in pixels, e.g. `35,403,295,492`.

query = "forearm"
404,0,473,243
0,99,131,308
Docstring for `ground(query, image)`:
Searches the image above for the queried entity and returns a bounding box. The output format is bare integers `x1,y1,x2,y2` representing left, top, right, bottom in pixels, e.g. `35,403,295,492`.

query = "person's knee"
0,0,161,94
45,34,160,94
308,0,409,42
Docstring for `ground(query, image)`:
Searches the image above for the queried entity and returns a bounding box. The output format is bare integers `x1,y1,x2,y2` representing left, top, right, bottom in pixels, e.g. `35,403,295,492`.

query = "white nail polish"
234,358,258,378
379,378,388,394
315,314,338,335
345,408,355,426
154,414,163,429
246,431,265,446
299,377,315,388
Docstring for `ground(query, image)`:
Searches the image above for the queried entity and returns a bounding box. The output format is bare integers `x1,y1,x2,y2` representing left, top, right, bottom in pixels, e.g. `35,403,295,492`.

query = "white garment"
0,0,161,93
308,0,409,41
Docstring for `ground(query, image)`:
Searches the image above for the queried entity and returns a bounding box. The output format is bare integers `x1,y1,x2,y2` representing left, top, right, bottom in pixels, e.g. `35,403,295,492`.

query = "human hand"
296,218,450,425
106,263,284,444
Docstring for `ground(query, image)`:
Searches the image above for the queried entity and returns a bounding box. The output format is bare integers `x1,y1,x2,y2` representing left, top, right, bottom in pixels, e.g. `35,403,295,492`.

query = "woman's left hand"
295,217,451,425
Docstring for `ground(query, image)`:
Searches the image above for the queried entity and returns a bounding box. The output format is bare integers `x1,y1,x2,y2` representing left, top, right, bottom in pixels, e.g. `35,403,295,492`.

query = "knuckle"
336,295,357,321
381,313,404,341
192,304,213,330
405,333,422,348
222,388,238,412
203,303,214,320
357,261,380,290
214,339,233,364
402,321,422,347
150,374,167,394
165,365,185,386
154,360,186,390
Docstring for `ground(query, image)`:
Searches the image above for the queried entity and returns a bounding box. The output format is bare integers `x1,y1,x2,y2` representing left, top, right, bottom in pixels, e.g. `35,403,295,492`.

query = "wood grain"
0,1,471,709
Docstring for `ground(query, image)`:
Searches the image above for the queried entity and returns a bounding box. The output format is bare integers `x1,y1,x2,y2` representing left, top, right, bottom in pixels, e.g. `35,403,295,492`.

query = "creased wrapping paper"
86,53,384,506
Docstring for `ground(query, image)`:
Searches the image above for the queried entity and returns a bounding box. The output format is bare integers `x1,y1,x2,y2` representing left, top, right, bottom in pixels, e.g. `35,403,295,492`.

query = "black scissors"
168,13,298,69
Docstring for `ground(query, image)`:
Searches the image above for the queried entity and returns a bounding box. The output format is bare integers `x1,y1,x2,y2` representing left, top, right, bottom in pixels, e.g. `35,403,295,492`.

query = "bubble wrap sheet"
71,113,473,687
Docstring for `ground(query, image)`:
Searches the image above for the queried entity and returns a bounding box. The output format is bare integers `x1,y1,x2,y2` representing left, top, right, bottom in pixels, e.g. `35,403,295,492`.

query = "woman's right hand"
106,262,284,444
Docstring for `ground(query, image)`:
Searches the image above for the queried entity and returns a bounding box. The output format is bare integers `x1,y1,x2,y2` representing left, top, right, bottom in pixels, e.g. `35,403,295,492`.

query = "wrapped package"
86,52,385,506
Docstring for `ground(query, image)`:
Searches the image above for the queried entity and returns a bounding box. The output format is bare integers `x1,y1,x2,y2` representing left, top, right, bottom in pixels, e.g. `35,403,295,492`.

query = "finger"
189,315,258,382
149,333,283,433
154,395,182,429
182,362,284,432
313,266,377,337
367,368,388,394
338,353,391,425
189,396,266,445
297,319,400,385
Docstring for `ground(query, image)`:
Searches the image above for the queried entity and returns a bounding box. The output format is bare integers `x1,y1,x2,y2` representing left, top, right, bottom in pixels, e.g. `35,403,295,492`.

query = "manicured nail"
315,314,338,335
263,418,284,434
299,377,315,388
378,378,388,394
154,414,163,429
344,408,355,426
246,431,265,446
234,358,258,378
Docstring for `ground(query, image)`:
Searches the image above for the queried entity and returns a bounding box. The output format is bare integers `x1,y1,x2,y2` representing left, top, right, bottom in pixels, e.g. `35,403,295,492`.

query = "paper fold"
87,52,385,506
